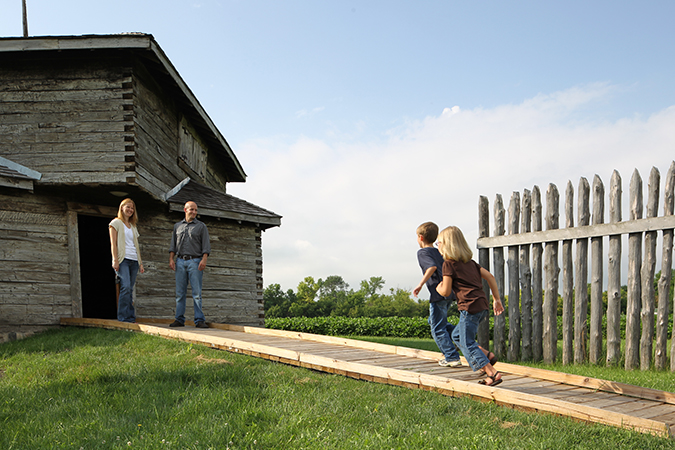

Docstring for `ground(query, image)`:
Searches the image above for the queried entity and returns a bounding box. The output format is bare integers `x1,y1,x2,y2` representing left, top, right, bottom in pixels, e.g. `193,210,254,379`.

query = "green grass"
351,336,675,393
1,328,673,449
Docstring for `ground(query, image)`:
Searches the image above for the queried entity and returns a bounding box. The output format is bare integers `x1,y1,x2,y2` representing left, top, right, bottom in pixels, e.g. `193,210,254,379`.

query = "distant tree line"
264,270,674,320
263,275,440,319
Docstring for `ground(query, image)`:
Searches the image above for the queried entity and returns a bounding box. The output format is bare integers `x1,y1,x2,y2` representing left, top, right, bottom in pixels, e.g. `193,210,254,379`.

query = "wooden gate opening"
78,214,117,320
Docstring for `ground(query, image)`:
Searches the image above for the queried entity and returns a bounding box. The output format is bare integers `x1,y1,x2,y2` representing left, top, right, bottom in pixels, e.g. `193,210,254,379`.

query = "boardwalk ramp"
60,318,675,439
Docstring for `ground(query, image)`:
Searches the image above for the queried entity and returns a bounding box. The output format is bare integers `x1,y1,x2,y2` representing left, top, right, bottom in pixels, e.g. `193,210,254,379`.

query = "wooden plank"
652,412,675,424
497,363,675,405
531,185,543,362
562,181,574,365
626,169,643,370
508,191,521,362
515,383,578,397
605,399,664,414
632,404,675,420
477,196,490,348
582,396,636,409
504,378,556,389
543,183,559,363
641,167,660,370
606,170,623,366
520,189,533,361
117,319,675,405
59,318,675,438
575,177,590,364
493,194,506,358
542,387,595,400
477,214,675,248
658,163,675,370
590,174,605,364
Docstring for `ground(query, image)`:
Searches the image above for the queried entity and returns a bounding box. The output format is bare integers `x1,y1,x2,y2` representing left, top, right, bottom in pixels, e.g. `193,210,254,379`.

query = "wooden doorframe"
66,202,117,318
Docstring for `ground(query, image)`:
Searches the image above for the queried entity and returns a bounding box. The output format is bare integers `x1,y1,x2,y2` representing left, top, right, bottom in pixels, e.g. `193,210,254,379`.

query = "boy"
413,221,462,367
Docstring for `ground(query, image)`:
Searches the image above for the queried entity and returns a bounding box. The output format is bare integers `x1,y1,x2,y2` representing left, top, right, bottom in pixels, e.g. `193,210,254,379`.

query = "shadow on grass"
0,326,137,357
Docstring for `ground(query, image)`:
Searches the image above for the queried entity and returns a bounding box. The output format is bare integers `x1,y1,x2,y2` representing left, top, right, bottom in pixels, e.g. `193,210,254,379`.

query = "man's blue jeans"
175,257,205,324
429,299,460,362
452,309,490,371
117,258,139,323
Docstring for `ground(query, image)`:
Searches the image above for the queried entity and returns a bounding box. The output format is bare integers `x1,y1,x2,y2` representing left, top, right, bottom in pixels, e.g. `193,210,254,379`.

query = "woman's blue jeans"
174,257,205,324
429,299,460,361
452,309,490,371
117,258,139,323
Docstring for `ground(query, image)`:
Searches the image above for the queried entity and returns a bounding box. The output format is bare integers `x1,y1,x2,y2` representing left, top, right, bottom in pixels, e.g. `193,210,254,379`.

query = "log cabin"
0,34,281,327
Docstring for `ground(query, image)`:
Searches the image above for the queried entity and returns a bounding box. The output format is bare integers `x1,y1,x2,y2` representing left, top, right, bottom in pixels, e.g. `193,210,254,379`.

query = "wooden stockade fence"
60,318,675,438
477,162,675,371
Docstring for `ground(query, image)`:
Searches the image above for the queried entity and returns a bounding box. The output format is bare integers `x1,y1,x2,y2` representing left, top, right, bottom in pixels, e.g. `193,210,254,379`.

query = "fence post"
625,169,643,370
607,170,623,366
590,175,605,364
640,168,660,370
562,181,574,365
508,192,521,362
478,196,491,349
658,162,675,371
532,186,544,361
493,194,507,359
520,189,533,361
575,177,590,364
544,183,560,363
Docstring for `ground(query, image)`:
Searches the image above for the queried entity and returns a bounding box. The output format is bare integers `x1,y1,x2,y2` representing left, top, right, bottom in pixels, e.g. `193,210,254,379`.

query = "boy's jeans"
174,257,205,324
452,309,490,371
429,299,460,362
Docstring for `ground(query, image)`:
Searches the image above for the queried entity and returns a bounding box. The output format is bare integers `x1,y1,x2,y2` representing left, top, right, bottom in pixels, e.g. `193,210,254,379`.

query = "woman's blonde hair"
437,226,473,263
117,198,138,226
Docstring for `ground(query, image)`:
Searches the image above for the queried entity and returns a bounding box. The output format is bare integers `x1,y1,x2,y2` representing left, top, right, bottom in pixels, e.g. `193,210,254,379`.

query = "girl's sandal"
478,372,503,387
487,352,498,366
478,353,498,375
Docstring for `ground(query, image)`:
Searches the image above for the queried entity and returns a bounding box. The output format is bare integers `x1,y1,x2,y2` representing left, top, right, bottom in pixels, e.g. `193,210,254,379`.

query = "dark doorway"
78,214,117,319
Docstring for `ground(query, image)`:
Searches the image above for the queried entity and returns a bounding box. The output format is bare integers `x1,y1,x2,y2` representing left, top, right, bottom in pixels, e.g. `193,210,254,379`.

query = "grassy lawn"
0,328,673,449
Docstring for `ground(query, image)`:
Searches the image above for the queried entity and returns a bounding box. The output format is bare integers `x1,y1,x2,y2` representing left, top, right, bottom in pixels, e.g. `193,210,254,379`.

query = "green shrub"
266,314,673,341
265,316,440,338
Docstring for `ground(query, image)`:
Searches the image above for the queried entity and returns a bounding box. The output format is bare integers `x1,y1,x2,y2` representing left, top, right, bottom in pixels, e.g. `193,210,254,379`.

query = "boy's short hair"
416,222,439,244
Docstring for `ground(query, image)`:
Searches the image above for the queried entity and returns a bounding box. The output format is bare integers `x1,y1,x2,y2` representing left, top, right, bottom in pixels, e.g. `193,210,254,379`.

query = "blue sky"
3,1,675,296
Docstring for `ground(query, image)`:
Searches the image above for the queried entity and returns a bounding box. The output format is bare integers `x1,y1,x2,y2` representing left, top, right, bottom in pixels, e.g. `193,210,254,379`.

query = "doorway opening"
78,214,117,319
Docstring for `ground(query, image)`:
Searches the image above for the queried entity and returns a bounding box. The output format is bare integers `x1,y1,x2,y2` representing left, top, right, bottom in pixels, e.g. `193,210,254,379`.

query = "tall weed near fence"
478,161,675,371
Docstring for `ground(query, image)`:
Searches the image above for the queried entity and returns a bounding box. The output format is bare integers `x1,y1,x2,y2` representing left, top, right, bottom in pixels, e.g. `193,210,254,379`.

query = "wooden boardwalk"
61,318,675,439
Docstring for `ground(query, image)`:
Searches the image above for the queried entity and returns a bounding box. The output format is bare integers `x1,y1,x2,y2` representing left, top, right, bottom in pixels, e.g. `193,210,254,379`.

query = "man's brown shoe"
195,321,208,328
169,320,184,327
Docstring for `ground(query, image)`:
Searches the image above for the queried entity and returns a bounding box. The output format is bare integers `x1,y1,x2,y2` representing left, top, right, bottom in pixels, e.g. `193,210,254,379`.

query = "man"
169,201,211,328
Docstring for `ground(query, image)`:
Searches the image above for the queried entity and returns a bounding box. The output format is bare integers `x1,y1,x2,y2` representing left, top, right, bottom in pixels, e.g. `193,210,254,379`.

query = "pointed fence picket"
477,162,675,370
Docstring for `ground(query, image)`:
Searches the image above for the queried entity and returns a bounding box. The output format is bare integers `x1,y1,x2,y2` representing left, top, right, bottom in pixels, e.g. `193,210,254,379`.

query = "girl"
436,226,504,386
109,198,145,323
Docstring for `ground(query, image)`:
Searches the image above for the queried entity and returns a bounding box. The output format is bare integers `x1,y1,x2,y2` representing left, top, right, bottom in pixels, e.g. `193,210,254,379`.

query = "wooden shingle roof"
166,178,281,229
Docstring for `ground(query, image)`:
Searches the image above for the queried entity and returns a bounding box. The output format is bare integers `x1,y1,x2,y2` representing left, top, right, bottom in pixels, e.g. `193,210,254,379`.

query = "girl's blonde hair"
117,198,138,226
437,226,473,263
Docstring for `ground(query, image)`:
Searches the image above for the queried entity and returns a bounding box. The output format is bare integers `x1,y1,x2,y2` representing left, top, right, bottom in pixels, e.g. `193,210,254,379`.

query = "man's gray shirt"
170,218,211,257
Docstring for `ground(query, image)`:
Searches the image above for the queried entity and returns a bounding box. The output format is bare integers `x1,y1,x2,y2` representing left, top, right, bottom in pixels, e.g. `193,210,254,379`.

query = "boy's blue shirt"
417,247,456,303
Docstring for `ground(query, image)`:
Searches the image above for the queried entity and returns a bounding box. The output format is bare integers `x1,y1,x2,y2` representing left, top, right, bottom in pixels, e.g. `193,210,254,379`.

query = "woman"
436,226,504,386
109,198,145,323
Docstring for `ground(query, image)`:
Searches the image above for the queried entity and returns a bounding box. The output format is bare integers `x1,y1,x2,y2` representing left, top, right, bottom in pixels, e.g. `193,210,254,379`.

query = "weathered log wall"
134,211,264,325
0,55,131,184
0,53,229,198
478,162,675,371
0,190,71,325
0,190,264,327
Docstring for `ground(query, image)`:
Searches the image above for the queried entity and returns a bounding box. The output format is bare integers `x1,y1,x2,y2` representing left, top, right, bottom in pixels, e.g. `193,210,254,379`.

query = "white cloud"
295,106,325,118
231,85,675,295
